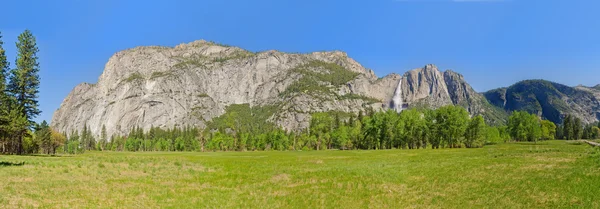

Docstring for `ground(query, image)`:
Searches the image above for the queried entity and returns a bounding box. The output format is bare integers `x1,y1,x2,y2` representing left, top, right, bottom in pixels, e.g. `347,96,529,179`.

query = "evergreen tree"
573,117,582,140
36,120,51,154
0,31,11,153
98,125,107,150
562,115,572,140
0,31,9,99
7,30,41,126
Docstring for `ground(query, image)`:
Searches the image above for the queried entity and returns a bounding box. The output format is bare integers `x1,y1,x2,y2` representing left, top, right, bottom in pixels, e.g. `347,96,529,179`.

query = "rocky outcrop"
485,80,600,124
51,40,504,137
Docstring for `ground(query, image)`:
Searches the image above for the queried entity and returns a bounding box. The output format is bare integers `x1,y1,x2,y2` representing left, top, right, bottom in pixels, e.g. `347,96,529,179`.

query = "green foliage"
207,103,280,135
430,105,470,148
35,120,52,154
338,93,381,104
485,126,503,144
125,72,144,82
561,114,583,140
465,116,486,148
540,120,556,141
507,111,543,142
150,71,173,79
6,30,41,135
591,127,600,139
85,105,525,153
280,61,359,98
0,31,8,94
398,109,428,149
500,80,591,124
172,54,208,70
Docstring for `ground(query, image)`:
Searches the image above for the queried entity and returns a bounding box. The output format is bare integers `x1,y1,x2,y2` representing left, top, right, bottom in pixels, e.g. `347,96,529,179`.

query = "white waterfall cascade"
392,78,404,113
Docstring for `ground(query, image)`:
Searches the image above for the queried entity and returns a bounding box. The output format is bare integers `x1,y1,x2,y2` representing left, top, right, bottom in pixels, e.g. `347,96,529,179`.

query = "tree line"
50,105,599,153
25,107,600,154
556,114,600,140
0,30,45,155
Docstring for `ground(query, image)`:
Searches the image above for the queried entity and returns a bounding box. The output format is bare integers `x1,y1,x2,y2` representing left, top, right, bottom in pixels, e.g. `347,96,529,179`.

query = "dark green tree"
562,115,573,140
0,31,11,153
7,30,41,126
573,117,582,140
36,120,52,154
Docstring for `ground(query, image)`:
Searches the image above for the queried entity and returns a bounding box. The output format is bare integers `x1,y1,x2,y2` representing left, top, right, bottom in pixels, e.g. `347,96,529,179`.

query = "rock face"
485,80,600,124
51,40,501,137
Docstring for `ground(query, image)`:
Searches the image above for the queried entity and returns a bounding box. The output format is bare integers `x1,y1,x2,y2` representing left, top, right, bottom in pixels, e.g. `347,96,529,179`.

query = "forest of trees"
51,106,599,153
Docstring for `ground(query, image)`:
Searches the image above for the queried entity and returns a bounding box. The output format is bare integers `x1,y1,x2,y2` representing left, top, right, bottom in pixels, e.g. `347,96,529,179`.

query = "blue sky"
0,0,599,123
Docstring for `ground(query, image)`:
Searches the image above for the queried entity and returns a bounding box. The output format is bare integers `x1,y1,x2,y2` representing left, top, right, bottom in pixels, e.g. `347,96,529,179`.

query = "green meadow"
1,140,599,208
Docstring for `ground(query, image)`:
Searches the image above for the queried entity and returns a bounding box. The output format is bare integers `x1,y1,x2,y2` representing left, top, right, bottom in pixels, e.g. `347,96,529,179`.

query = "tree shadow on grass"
0,161,25,167
24,154,74,158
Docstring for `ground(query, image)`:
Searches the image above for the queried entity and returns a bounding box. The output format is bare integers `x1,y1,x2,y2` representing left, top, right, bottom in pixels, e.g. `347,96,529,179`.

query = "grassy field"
1,140,599,208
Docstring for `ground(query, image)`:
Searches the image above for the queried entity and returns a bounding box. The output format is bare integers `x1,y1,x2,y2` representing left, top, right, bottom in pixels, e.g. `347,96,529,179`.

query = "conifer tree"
7,30,41,125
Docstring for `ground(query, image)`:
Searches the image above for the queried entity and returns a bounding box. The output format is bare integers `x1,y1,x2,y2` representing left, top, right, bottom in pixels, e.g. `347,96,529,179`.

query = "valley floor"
1,140,599,208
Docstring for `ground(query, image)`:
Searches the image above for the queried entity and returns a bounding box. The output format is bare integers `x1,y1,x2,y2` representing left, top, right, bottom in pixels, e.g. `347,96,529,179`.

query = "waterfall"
392,77,404,113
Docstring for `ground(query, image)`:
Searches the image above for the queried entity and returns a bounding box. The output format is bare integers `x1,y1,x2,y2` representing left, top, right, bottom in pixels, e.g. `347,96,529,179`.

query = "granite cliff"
51,40,519,137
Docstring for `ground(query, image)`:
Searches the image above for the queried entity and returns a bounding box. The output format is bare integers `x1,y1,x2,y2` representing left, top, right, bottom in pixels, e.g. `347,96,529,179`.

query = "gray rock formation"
51,40,502,137
485,80,600,124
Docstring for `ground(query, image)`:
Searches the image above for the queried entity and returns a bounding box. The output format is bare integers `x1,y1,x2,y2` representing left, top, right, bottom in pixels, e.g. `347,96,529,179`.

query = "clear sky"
0,0,599,123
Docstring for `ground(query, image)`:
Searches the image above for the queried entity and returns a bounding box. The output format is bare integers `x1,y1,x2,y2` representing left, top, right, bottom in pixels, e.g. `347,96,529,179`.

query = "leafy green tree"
540,120,556,141
508,111,541,142
485,126,503,144
332,124,350,149
464,115,486,148
310,113,333,150
591,126,600,139
399,109,427,149
349,118,362,150
435,105,469,148
49,129,66,154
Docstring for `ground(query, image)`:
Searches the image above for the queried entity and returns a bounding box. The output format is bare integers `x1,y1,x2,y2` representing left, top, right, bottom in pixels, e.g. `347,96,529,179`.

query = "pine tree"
0,31,11,152
99,125,107,150
7,30,41,125
573,117,582,140
562,115,573,140
0,31,9,97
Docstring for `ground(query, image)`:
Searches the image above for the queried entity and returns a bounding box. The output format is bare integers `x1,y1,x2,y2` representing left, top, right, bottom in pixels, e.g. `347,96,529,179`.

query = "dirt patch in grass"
271,173,291,182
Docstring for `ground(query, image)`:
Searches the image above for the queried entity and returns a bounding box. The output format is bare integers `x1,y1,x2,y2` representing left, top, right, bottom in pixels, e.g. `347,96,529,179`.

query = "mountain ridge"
51,40,598,137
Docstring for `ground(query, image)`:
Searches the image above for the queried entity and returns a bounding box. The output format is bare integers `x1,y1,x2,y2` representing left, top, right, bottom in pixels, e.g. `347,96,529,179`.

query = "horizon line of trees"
45,105,600,154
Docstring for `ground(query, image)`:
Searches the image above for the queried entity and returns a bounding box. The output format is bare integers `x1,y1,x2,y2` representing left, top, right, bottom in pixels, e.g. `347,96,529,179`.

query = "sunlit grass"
0,140,598,208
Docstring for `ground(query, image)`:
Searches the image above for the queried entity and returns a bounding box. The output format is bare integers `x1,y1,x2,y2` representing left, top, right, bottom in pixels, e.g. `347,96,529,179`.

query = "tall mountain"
51,40,501,137
484,80,600,124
